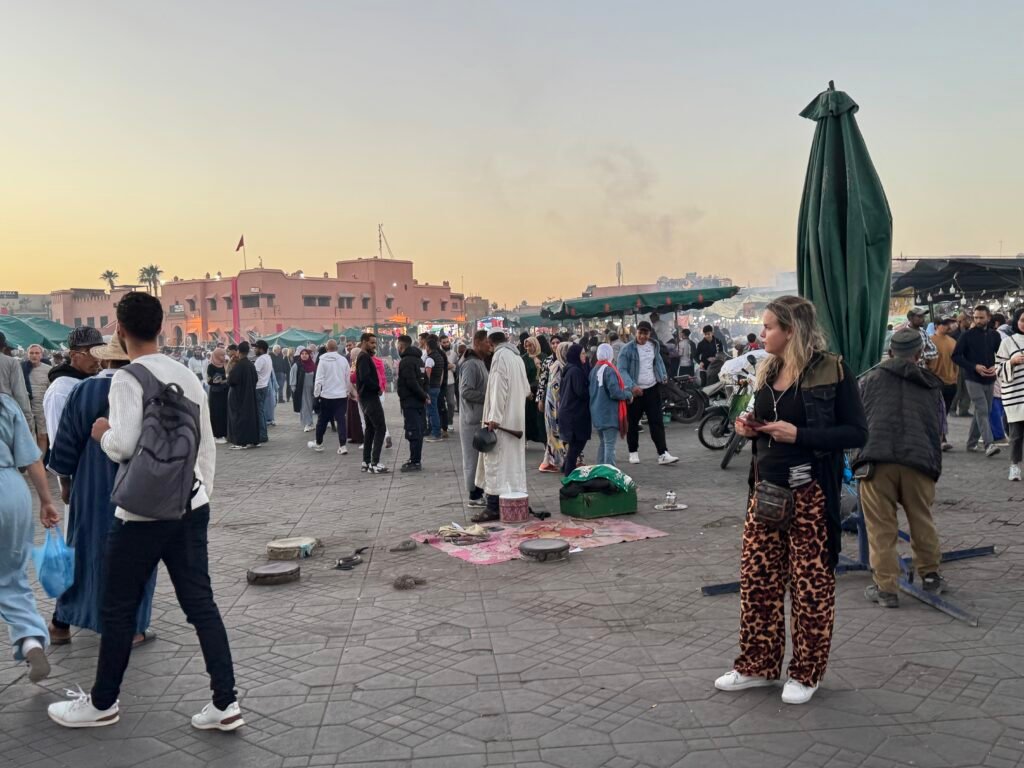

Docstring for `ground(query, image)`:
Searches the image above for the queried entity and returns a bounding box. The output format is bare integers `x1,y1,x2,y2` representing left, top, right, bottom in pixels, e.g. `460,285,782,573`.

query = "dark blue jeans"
403,404,425,463
91,505,236,711
427,387,442,438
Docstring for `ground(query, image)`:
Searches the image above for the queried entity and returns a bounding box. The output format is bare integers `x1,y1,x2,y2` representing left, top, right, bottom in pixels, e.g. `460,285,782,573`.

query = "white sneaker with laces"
1010,464,1021,482
337,446,348,455
308,441,324,452
303,425,314,433
658,452,679,465
781,678,818,704
191,701,245,731
628,452,640,464
714,670,775,692
986,444,1002,458
47,687,120,728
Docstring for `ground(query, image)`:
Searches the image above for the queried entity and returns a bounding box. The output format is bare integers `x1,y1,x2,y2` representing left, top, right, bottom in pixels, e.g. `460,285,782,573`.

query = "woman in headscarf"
346,344,365,445
206,347,229,443
589,343,633,467
539,342,570,472
290,348,317,432
522,336,546,444
558,343,592,476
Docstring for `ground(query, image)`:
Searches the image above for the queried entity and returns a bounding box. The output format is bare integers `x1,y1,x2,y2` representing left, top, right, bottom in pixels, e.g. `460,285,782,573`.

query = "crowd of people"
0,290,1017,723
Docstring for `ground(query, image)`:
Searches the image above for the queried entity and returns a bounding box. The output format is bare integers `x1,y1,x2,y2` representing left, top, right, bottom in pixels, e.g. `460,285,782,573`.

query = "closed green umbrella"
797,81,892,376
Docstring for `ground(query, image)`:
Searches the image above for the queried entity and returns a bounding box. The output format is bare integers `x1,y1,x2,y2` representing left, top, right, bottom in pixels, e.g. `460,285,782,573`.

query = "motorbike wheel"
671,393,705,424
697,413,732,450
720,433,747,470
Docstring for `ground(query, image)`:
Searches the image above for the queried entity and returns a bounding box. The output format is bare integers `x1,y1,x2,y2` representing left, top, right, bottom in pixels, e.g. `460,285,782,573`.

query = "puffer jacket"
853,357,944,481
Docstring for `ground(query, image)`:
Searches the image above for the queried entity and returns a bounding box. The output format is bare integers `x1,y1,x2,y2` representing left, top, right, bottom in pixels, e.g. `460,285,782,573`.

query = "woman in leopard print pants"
715,296,867,705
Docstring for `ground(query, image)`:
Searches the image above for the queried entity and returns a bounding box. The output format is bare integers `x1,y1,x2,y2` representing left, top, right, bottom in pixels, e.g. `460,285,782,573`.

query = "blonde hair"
524,336,541,358
755,295,828,390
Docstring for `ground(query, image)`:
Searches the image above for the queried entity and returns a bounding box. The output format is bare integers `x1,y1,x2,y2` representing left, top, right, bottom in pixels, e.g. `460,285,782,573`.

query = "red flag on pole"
235,235,245,252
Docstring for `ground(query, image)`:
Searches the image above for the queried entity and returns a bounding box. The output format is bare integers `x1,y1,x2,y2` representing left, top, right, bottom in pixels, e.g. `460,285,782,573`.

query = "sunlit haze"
3,1,1022,304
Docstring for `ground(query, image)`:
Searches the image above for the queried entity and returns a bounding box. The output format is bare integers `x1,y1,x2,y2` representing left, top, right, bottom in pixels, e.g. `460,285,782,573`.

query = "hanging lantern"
916,294,923,304
949,284,956,294
927,293,933,302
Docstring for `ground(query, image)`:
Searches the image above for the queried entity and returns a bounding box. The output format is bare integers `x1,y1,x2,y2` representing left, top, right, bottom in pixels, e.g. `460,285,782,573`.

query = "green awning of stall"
541,286,740,320
259,328,330,347
339,327,364,341
22,317,74,347
509,314,553,328
0,315,56,349
797,82,892,376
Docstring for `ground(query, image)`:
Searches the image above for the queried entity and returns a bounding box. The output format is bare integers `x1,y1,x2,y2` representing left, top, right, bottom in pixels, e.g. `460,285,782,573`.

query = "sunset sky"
3,1,1022,305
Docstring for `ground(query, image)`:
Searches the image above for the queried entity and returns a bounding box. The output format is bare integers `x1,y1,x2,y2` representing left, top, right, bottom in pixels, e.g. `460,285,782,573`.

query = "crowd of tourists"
0,290,1017,726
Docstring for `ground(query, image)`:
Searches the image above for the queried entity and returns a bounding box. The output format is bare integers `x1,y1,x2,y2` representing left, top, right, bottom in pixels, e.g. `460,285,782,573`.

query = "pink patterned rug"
411,518,669,566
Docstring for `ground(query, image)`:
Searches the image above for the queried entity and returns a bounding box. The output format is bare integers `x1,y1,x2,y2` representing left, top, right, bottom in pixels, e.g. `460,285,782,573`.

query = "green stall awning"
541,286,740,321
259,328,330,348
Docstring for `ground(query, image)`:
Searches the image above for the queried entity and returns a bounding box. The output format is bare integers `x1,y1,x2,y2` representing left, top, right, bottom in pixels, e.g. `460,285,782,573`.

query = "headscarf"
299,349,315,373
538,334,553,359
210,347,226,367
594,343,615,386
566,343,585,368
594,343,628,436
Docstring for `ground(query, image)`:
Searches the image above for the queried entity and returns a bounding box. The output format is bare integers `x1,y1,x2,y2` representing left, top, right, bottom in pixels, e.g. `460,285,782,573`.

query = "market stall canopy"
541,286,739,321
339,327,364,341
892,257,1024,297
797,81,892,377
259,328,329,347
23,317,74,347
0,315,59,349
509,314,551,328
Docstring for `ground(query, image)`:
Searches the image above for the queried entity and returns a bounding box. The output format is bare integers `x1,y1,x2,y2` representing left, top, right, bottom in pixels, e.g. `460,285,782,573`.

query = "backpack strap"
120,363,165,400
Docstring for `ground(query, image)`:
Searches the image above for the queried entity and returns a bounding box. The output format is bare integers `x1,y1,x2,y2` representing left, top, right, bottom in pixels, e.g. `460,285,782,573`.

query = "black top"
696,338,723,368
752,382,815,487
952,326,1001,384
752,362,868,488
206,364,227,387
355,353,381,398
397,347,429,406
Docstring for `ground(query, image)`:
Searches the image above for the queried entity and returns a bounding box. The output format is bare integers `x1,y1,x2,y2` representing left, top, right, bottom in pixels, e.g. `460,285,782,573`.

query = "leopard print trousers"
733,481,835,686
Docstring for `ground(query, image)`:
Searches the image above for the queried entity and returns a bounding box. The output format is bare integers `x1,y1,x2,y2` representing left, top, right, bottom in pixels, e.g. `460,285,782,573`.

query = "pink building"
51,258,470,346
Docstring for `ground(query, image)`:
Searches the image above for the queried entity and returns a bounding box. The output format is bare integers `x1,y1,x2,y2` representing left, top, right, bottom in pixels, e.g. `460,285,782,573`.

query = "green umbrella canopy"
541,286,739,321
340,327,364,341
259,328,329,347
23,317,74,347
797,82,892,376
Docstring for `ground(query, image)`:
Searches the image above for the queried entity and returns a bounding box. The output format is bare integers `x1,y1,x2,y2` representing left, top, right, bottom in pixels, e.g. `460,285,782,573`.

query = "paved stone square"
4,400,1024,768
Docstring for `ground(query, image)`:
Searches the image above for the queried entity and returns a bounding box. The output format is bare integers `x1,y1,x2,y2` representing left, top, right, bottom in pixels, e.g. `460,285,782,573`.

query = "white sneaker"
1010,464,1021,482
191,701,245,732
781,678,818,705
337,446,348,455
714,670,775,692
628,452,640,464
47,687,120,728
303,425,314,433
986,444,1002,458
215,437,227,445
658,452,679,465
308,441,324,452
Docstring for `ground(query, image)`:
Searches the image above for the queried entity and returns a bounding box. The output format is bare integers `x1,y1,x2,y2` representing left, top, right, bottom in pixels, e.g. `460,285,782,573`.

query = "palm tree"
137,265,164,296
100,270,119,291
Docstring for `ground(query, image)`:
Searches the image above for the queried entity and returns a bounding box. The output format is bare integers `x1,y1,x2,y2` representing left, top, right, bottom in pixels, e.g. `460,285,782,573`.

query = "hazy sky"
3,1,1022,305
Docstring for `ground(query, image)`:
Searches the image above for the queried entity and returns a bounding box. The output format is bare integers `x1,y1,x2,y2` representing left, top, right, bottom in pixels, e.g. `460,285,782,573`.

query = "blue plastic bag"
32,526,75,599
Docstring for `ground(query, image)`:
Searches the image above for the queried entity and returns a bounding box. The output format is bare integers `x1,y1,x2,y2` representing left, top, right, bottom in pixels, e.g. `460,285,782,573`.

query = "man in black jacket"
396,335,429,472
854,329,945,608
355,333,388,474
695,325,724,385
952,304,1002,456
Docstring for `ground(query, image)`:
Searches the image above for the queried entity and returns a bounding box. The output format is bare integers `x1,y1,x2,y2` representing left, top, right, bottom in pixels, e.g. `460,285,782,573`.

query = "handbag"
750,461,795,532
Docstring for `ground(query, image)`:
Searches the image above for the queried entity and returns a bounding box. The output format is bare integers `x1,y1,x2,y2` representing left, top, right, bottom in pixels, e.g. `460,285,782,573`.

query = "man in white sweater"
47,292,242,732
309,339,351,455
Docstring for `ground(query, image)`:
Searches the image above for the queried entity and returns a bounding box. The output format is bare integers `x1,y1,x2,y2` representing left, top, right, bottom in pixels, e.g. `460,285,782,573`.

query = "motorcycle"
660,374,711,424
695,354,760,468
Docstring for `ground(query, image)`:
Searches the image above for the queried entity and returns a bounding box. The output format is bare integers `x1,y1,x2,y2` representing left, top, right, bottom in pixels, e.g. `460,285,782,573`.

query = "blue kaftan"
47,373,155,634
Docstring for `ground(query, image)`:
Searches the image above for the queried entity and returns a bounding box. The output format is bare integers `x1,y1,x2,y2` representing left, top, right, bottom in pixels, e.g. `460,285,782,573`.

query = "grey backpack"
110,364,201,520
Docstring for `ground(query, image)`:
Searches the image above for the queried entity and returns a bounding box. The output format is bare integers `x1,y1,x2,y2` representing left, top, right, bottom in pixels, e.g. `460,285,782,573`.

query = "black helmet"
472,426,498,453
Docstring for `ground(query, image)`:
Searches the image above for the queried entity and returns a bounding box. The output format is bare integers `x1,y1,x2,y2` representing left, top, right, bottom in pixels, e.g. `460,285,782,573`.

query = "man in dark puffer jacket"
853,329,945,608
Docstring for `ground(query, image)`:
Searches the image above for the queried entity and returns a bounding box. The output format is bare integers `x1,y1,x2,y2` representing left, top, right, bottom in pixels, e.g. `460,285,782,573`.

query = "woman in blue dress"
47,339,156,645
0,392,59,682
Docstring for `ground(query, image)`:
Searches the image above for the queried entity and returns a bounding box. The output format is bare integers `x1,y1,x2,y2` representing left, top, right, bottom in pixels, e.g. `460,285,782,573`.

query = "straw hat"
90,335,130,362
